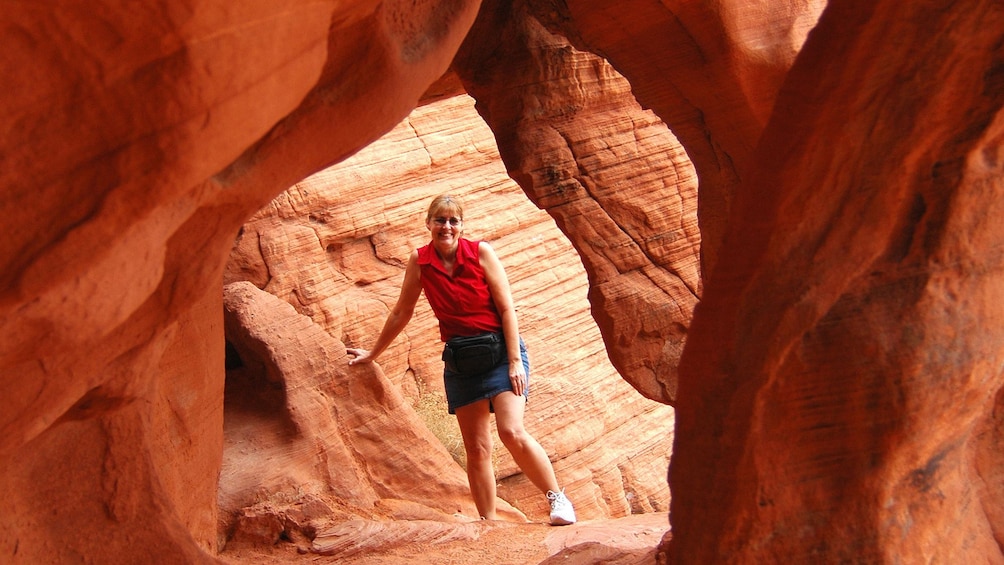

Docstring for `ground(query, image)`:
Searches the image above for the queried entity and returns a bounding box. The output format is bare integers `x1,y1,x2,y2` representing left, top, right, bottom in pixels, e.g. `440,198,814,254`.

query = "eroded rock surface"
671,2,1004,562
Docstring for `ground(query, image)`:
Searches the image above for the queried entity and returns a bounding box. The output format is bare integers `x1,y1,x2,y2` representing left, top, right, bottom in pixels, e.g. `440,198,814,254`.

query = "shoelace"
547,490,568,506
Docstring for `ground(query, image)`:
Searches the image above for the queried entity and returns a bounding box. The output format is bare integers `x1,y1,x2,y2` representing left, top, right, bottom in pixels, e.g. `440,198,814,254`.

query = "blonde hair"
426,194,464,223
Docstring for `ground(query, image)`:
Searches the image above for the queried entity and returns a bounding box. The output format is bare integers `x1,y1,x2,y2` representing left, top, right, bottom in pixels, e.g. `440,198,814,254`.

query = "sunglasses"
433,217,462,226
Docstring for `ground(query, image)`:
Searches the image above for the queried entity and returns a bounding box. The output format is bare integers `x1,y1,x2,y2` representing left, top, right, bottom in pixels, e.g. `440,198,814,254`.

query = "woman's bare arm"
479,241,526,396
347,250,423,365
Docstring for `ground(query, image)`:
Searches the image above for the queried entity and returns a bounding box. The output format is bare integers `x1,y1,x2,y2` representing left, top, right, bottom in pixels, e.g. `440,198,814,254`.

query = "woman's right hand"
346,348,373,365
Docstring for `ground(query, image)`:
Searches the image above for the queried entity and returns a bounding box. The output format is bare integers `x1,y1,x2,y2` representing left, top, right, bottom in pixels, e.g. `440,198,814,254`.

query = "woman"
347,194,576,525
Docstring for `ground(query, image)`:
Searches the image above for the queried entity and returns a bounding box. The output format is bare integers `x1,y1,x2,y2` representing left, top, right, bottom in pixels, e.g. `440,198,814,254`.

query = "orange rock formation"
2,0,1003,563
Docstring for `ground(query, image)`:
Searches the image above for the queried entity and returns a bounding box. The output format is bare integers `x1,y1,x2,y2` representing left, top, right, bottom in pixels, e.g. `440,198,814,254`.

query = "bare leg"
492,391,561,494
455,399,497,519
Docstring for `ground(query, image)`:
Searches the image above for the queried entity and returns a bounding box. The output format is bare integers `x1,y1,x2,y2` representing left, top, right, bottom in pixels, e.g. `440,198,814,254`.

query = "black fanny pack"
442,332,505,376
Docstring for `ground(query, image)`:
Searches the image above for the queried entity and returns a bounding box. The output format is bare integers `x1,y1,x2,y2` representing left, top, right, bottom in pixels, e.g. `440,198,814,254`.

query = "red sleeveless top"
417,238,503,341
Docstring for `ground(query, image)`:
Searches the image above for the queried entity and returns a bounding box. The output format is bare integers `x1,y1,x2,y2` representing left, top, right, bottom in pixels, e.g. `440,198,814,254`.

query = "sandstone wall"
670,2,1004,562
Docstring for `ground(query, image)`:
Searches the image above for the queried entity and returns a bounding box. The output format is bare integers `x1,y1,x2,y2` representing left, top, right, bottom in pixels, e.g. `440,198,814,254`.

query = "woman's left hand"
346,347,373,365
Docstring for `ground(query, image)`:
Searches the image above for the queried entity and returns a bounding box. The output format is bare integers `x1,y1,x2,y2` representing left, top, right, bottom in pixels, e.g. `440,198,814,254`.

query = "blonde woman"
347,194,575,525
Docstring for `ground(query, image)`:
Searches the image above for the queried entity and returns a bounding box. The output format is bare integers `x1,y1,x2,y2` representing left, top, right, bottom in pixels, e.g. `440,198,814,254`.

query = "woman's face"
427,207,463,246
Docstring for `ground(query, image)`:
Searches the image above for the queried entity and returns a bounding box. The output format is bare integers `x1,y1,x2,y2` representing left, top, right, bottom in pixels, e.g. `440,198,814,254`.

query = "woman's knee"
463,436,494,463
496,424,529,449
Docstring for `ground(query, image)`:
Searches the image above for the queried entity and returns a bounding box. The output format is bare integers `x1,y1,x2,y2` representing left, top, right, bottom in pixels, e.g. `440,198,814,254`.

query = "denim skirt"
444,337,529,414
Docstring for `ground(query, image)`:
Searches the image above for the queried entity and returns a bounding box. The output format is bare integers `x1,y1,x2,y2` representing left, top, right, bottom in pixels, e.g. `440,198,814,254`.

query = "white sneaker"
547,489,576,526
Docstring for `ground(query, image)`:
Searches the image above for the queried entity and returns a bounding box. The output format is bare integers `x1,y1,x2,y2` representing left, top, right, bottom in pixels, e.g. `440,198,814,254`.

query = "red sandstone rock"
524,0,826,276
221,512,670,565
0,1,482,562
670,2,1004,564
